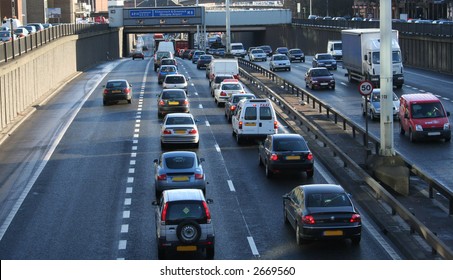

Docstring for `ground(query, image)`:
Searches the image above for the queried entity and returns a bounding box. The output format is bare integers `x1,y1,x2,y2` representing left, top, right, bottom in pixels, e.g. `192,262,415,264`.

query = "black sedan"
312,53,337,70
283,184,362,245
157,89,189,118
197,54,213,69
258,134,314,178
102,79,132,106
305,67,335,90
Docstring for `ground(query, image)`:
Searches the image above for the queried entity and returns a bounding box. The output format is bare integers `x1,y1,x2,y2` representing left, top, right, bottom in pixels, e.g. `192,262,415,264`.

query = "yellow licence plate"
176,245,197,252
175,130,186,134
286,156,301,160
323,230,343,236
172,176,189,182
112,90,122,93
245,122,256,126
168,101,179,105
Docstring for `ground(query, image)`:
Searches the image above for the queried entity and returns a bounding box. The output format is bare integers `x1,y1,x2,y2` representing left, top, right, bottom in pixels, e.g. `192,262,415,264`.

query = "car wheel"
103,100,107,106
176,220,201,244
236,133,242,145
306,170,314,178
351,236,361,245
331,85,335,90
206,247,215,260
194,142,199,148
283,207,289,224
445,136,451,142
127,99,132,104
258,153,263,166
265,162,273,178
296,224,302,245
288,67,291,71
400,124,405,135
157,247,166,260
409,129,416,143
396,84,403,89
160,141,166,149
310,83,314,90
370,110,375,120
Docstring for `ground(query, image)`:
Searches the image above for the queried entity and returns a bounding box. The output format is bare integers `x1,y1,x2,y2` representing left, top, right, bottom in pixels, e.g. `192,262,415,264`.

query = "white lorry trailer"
341,28,404,89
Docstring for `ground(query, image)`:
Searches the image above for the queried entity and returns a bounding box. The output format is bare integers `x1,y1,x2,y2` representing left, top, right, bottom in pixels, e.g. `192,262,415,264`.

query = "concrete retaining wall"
0,28,122,135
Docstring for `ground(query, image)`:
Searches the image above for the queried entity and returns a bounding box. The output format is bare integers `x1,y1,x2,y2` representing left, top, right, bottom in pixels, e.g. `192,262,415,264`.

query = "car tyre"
351,236,361,245
283,208,289,224
127,99,132,104
206,247,215,260
306,170,314,178
265,162,273,178
296,224,304,245
236,133,242,145
409,129,416,143
176,220,201,244
157,247,166,260
445,136,451,142
103,100,107,106
400,124,405,135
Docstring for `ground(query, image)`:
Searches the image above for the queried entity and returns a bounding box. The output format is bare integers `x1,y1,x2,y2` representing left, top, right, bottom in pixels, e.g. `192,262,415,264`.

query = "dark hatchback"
258,134,314,178
288,48,305,63
305,67,335,90
224,93,256,122
258,45,273,56
102,79,132,106
274,47,289,56
312,53,337,70
157,89,190,117
197,54,213,69
283,184,362,245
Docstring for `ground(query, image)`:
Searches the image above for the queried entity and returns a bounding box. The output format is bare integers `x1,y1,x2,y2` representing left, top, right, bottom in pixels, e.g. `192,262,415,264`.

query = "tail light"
202,201,211,223
157,174,167,181
233,74,239,79
103,89,108,95
163,129,172,135
123,88,131,94
302,215,315,224
220,91,227,96
350,214,361,223
230,105,236,111
195,173,204,180
183,100,189,105
238,121,243,129
274,121,278,129
158,100,165,106
307,152,313,161
189,129,197,134
161,202,168,223
270,154,278,161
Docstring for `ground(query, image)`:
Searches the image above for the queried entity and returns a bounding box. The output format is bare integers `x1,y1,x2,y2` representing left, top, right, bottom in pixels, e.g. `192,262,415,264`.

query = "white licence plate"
428,132,441,136
320,83,328,86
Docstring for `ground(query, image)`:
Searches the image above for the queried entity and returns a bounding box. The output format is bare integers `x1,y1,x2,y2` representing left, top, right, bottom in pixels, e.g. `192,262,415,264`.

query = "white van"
1,18,21,30
327,40,342,60
230,42,246,58
231,99,278,144
208,59,239,85
157,41,175,55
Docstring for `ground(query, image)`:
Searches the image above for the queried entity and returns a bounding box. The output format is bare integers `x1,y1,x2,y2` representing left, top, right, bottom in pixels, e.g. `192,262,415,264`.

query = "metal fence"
0,24,110,64
292,18,453,37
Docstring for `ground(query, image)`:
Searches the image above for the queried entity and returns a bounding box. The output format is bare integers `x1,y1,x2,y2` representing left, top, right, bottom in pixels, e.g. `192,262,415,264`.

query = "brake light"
183,100,189,105
195,173,204,180
274,121,278,129
350,214,361,223
163,129,172,134
161,202,168,222
270,154,278,161
220,91,227,96
302,215,315,224
307,152,313,161
103,89,108,95
202,201,211,223
230,105,236,111
123,88,130,94
158,100,165,106
189,129,197,134
233,74,239,79
238,121,243,129
157,174,167,181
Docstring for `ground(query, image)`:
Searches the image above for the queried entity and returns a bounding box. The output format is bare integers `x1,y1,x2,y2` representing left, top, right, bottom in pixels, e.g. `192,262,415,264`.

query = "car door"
257,105,276,135
241,106,258,134
286,189,300,229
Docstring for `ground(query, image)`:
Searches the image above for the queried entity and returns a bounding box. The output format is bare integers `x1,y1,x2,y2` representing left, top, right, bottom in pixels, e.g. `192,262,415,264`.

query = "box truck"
341,28,404,89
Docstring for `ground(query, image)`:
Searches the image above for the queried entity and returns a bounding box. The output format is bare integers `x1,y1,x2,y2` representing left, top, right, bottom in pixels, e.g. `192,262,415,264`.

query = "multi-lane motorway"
0,51,450,259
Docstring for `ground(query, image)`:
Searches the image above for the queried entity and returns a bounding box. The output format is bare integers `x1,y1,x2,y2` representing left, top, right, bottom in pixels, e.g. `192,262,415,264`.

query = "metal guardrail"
0,24,110,64
238,58,453,259
292,18,453,37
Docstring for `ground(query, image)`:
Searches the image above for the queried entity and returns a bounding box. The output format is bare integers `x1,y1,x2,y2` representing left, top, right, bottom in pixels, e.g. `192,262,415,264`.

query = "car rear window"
164,156,195,169
215,76,233,83
165,116,194,125
162,91,185,99
106,81,126,88
233,96,254,103
165,76,185,83
166,201,206,221
307,193,352,207
222,84,241,90
273,139,308,151
259,107,273,120
244,107,257,120
312,69,330,77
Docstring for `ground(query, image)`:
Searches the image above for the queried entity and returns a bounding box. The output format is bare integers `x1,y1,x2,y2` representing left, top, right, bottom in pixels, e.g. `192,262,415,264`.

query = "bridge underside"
123,25,267,34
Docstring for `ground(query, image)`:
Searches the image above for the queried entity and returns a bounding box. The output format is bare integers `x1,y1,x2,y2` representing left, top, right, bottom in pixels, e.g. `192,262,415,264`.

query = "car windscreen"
165,117,194,125
411,102,445,119
215,76,232,83
311,69,330,77
232,45,243,50
318,54,333,60
307,193,352,207
161,91,185,99
290,49,302,54
274,56,286,61
165,76,185,83
166,201,206,221
164,155,195,169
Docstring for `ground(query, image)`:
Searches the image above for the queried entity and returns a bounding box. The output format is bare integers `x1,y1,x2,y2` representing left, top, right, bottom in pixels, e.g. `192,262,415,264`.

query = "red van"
399,93,451,142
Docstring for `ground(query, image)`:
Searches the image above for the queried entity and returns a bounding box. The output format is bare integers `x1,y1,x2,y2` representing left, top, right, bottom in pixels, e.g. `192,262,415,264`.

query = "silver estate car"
153,189,215,259
153,151,207,199
160,113,199,148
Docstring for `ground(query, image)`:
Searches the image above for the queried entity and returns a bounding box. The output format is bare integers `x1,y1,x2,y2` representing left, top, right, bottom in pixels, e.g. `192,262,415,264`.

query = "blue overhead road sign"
129,8,196,18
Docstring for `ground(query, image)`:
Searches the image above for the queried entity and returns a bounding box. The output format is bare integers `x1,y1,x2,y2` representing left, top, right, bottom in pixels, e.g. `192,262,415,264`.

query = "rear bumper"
158,235,215,250
268,161,314,173
301,225,362,240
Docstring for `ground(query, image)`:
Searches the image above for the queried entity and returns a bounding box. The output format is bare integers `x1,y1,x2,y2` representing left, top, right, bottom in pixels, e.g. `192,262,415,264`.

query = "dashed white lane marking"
124,198,131,205
215,144,221,152
130,160,136,165
227,180,235,192
123,211,130,219
131,153,137,158
205,120,210,127
198,104,203,109
127,177,134,184
132,146,137,151
118,240,127,250
126,187,132,194
128,168,135,173
121,224,129,233
247,236,260,257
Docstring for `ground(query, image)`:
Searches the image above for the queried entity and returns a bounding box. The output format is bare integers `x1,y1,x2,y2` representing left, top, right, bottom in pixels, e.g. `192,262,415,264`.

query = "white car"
160,113,199,148
269,54,291,71
214,79,245,106
163,74,189,93
249,48,267,62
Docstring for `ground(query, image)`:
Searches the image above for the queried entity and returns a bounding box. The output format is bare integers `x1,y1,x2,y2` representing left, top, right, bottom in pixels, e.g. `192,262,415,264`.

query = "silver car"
361,89,400,120
153,189,215,259
153,151,206,199
160,113,199,148
269,54,291,71
163,74,189,93
249,48,267,62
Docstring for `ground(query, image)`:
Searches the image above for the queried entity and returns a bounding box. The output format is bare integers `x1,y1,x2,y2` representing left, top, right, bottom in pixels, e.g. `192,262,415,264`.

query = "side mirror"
447,112,451,117
200,157,205,162
102,85,106,88
152,201,159,206
153,159,158,164
206,198,214,204
282,194,290,200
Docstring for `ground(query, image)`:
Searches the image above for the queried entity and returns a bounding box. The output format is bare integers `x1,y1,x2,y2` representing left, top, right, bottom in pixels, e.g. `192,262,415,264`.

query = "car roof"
162,150,197,157
161,88,185,93
298,184,346,194
221,79,239,83
231,93,255,97
163,189,205,202
316,53,331,56
106,79,128,83
401,93,439,102
165,112,193,118
270,133,305,140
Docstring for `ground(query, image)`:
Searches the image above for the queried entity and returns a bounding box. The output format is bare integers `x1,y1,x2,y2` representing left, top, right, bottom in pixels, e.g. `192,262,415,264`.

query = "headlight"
444,123,451,130
415,124,423,131
330,79,335,83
